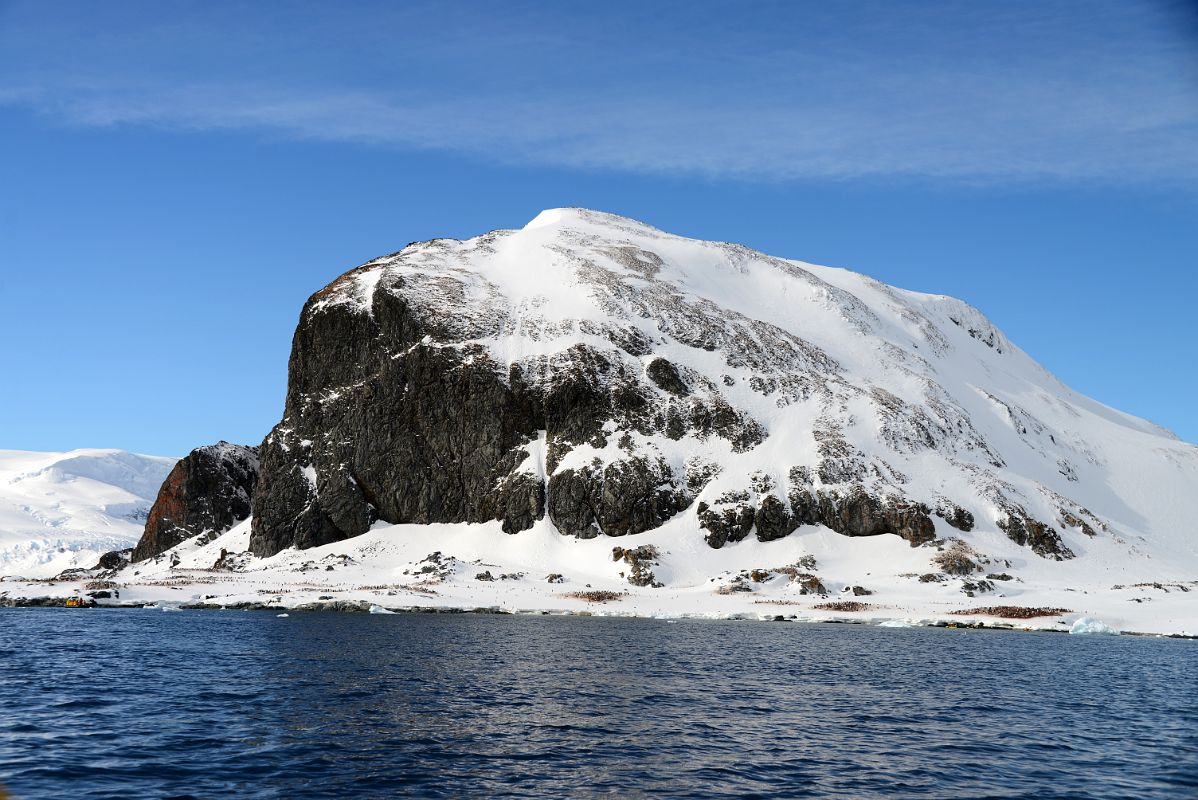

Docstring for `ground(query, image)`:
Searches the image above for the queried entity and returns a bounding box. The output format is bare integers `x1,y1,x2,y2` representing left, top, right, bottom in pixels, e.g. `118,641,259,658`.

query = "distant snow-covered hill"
0,449,176,577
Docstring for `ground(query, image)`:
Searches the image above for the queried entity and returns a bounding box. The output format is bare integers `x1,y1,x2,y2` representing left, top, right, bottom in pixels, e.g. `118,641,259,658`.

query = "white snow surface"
4,209,1196,634
0,449,176,577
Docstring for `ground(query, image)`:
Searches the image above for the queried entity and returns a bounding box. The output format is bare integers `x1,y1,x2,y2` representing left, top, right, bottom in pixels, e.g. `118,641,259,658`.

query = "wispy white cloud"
2,0,1196,183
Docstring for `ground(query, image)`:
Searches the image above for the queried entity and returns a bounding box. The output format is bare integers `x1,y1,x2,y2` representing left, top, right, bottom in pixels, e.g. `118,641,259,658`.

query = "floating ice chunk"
144,601,180,611
1069,617,1119,635
276,613,289,618
369,605,395,614
879,619,915,628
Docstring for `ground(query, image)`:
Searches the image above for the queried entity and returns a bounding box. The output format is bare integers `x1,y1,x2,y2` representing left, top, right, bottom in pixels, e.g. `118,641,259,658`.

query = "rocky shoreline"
5,594,1196,640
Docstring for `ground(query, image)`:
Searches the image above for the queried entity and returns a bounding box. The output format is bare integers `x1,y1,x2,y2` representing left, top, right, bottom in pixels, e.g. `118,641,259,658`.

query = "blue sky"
1,0,1196,455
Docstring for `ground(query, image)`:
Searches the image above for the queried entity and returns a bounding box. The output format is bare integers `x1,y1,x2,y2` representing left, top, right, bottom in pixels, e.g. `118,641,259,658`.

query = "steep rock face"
132,443,259,562
248,208,1194,564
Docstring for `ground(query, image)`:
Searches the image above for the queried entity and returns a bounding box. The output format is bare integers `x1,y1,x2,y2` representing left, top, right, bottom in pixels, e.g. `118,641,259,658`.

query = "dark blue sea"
0,609,1195,799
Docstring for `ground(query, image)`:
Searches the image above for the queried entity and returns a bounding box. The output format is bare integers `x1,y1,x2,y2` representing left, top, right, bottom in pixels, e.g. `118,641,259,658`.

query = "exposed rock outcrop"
131,442,259,562
94,549,131,571
935,501,975,532
997,508,1075,561
612,544,663,587
698,482,937,549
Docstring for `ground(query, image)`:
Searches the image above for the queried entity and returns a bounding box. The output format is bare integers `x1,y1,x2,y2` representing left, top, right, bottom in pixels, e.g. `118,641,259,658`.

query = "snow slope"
0,449,176,577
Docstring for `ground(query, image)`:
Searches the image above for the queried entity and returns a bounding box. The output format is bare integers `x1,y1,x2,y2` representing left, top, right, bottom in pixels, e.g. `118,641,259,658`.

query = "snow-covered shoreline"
4,515,1193,637
3,588,1194,640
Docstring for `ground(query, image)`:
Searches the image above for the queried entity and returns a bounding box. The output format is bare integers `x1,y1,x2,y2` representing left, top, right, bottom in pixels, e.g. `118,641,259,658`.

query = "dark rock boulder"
787,484,936,546
94,549,131,571
612,544,662,587
544,468,600,538
495,472,546,535
131,442,259,562
645,357,689,396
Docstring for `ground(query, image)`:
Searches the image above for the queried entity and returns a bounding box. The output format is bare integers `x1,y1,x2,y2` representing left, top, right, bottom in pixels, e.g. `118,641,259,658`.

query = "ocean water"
0,610,1194,799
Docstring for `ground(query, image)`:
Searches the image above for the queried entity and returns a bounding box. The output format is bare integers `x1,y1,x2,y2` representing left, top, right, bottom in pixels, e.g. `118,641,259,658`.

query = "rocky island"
4,209,1195,634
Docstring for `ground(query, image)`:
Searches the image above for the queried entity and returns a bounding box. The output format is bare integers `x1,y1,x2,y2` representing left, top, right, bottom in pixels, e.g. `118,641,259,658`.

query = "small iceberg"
145,601,181,612
1069,617,1119,636
276,613,289,618
878,619,914,628
369,605,395,614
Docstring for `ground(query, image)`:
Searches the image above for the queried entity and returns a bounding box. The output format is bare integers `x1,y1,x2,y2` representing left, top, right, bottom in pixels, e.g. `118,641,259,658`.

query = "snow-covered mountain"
7,209,1195,632
251,207,1197,573
0,449,176,577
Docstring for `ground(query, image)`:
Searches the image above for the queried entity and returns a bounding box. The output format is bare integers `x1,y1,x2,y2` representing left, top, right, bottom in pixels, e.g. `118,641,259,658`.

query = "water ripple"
0,610,1195,799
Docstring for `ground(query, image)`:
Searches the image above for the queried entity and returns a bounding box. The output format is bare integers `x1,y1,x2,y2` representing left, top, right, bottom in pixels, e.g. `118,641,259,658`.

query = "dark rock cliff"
248,286,758,556
131,443,259,562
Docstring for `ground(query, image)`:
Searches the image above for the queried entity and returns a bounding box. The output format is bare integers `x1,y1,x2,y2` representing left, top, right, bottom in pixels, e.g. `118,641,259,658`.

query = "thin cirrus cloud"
2,0,1196,183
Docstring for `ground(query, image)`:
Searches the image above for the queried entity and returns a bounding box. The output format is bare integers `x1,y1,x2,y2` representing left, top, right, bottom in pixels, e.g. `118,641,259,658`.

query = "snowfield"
6,514,1193,635
0,449,175,577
